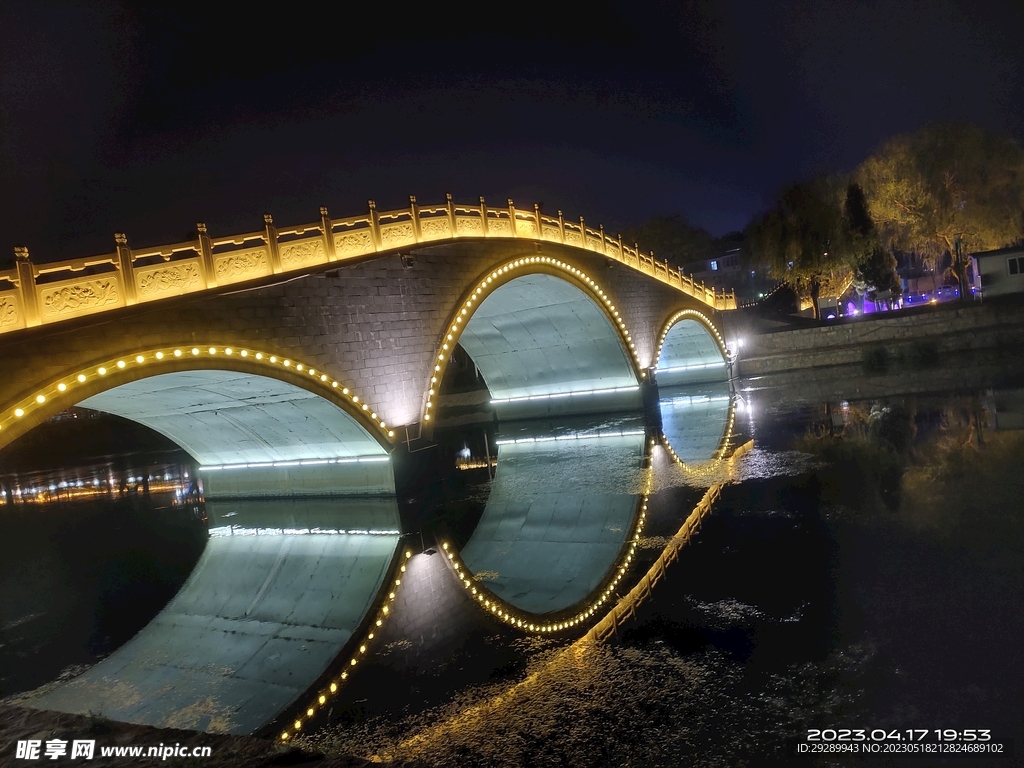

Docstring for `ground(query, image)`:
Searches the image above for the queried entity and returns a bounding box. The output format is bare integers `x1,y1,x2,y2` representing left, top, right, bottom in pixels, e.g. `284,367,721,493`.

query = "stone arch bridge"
0,196,737,738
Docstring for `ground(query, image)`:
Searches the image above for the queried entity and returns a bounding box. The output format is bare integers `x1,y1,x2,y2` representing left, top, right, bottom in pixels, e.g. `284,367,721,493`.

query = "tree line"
628,124,1024,319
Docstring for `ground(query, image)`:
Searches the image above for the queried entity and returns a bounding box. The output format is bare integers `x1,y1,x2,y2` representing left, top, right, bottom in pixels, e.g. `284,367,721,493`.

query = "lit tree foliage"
857,124,1024,282
745,175,854,319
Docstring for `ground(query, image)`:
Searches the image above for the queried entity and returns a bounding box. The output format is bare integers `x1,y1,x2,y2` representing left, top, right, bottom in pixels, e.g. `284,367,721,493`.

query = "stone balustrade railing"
0,195,737,335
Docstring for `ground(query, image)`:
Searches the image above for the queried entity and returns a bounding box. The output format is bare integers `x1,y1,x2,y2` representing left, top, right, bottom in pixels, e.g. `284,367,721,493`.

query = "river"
1,371,1021,766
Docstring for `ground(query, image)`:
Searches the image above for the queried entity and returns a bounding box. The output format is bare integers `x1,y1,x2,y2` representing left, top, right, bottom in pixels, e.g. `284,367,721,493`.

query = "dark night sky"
2,0,1023,262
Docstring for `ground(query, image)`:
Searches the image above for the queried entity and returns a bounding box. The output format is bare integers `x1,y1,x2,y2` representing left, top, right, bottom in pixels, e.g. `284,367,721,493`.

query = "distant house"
972,244,1024,297
685,248,744,290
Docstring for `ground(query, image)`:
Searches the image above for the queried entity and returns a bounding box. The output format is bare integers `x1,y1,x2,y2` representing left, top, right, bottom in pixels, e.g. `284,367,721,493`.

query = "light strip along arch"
659,385,737,479
423,255,645,424
652,309,731,386
0,343,395,455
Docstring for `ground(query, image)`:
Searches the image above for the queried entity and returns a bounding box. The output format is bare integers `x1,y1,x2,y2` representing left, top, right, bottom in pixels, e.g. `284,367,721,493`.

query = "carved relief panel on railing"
279,238,328,269
487,218,513,236
213,247,272,286
37,275,124,321
454,216,483,236
378,223,415,248
334,230,374,258
514,219,535,238
0,289,23,330
135,258,204,301
418,216,451,241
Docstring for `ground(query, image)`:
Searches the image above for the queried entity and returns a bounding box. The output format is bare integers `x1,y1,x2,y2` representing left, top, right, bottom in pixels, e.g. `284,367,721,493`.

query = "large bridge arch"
0,342,395,459
9,343,408,735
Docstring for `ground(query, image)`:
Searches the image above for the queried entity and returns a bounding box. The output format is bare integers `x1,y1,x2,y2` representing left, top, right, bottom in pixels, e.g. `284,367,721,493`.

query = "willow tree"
857,124,1024,291
845,183,901,304
746,175,855,319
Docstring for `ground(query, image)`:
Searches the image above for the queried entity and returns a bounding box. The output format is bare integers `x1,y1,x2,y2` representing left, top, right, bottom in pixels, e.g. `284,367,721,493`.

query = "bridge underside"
79,370,392,497
655,319,728,386
458,274,641,419
460,421,646,615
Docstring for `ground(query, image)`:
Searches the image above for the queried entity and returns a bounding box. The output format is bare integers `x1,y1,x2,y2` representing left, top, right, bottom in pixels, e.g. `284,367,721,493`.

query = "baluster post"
409,196,422,242
114,233,138,306
196,223,217,288
617,233,624,260
533,203,543,239
579,216,587,249
264,214,283,273
599,224,607,254
507,199,517,238
13,247,40,327
557,210,566,243
445,193,456,236
320,207,338,262
367,200,381,250
479,196,489,236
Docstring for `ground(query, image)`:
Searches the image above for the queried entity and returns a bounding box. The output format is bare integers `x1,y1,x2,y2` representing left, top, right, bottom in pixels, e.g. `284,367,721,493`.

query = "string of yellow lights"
278,548,413,743
652,308,729,370
0,344,395,448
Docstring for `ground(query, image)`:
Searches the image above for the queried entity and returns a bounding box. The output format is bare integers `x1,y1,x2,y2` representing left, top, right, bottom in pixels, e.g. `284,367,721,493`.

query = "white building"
972,244,1024,297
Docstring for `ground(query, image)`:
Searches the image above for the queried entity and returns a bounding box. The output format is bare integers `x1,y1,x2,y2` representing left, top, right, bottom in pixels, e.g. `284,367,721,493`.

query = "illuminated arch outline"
0,344,406,745
277,547,412,743
652,308,729,372
423,255,646,424
660,397,737,479
0,344,395,453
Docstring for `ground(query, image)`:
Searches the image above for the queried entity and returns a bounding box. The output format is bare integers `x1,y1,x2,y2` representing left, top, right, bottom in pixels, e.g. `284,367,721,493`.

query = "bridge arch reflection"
658,382,737,479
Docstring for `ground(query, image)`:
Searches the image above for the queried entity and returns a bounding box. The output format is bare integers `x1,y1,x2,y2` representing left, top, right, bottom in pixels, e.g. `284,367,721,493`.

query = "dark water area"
1,380,1023,766
304,384,1024,767
0,450,206,697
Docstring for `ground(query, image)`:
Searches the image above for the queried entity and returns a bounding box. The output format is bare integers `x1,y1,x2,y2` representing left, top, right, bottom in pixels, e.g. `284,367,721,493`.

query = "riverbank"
733,294,1024,377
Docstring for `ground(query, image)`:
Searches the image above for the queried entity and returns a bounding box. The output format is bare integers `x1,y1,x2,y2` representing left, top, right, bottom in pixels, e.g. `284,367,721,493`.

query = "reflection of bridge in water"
0,199,743,738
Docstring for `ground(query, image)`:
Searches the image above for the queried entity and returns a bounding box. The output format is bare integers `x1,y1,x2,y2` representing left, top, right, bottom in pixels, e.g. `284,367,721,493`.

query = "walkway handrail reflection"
585,439,754,644
0,196,736,335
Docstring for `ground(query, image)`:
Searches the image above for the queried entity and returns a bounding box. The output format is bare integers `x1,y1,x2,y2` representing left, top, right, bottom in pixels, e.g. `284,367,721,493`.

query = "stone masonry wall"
737,297,1024,376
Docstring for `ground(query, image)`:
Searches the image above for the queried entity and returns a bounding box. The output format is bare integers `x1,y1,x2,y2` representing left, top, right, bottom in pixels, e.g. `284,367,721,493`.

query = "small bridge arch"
653,309,730,386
